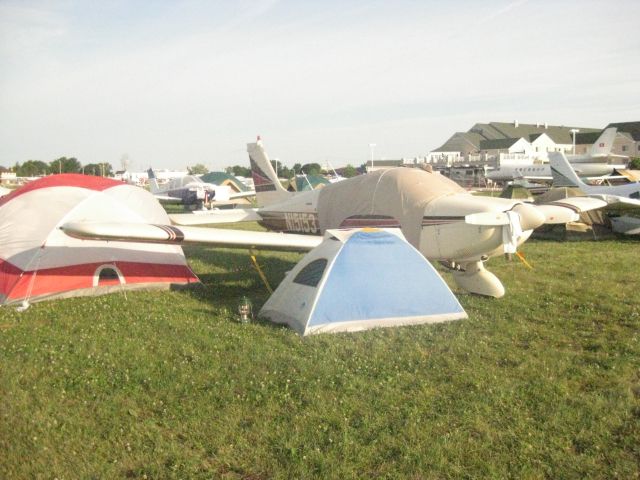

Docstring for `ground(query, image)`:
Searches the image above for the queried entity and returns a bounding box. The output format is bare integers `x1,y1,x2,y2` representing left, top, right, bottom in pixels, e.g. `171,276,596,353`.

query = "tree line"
224,161,360,179
2,158,365,180
1,158,114,177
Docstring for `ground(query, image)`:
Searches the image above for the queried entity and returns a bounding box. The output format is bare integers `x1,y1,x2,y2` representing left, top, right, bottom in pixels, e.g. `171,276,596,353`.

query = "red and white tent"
0,174,198,307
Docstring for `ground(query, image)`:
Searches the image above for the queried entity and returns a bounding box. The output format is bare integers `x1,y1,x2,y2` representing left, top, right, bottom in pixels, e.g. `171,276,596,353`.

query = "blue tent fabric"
308,231,465,327
259,228,466,335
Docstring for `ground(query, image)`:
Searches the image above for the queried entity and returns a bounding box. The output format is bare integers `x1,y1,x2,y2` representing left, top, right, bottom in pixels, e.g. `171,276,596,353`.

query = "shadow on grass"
178,245,300,309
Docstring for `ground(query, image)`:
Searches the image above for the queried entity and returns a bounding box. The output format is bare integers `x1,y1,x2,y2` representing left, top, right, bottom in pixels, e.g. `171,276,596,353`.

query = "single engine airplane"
162,139,610,298
148,168,255,210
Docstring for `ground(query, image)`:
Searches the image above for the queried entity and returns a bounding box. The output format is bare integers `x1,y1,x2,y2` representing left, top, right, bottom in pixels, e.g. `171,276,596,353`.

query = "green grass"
1,235,639,479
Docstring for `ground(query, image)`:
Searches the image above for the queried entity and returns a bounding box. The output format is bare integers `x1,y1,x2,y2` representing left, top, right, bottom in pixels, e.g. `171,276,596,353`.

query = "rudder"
247,139,291,207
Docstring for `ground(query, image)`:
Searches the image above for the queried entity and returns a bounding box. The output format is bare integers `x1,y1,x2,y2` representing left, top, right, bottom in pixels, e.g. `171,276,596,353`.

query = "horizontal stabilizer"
154,194,184,204
61,222,322,251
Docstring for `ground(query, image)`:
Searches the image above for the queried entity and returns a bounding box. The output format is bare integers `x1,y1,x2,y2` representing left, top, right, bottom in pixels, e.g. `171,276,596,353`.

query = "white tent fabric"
0,174,198,306
259,229,467,335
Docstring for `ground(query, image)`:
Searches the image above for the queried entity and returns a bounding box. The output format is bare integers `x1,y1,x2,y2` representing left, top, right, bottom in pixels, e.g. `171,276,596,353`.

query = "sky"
1,0,639,171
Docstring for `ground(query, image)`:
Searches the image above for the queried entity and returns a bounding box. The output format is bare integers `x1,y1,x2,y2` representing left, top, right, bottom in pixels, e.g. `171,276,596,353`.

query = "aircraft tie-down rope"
249,249,273,294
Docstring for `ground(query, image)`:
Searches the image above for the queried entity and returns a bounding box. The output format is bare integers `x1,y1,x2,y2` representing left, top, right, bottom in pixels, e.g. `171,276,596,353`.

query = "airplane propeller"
465,203,545,254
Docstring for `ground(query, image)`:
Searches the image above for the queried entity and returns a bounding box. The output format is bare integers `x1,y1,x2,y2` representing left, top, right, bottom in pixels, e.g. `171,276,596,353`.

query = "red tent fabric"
0,174,198,306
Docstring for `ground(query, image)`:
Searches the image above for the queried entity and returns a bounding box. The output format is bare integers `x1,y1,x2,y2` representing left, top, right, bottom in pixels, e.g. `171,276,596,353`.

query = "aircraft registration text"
284,212,319,233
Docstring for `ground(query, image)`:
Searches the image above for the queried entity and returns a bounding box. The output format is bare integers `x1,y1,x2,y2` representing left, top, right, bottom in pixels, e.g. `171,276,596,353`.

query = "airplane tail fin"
549,152,586,188
147,168,161,194
247,139,292,207
590,127,617,156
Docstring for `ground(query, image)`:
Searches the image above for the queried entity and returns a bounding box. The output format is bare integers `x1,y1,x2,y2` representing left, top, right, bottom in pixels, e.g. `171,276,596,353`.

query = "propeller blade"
501,211,522,254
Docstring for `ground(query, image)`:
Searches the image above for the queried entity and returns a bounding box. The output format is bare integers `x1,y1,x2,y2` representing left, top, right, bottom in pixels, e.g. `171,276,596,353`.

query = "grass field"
1,232,639,479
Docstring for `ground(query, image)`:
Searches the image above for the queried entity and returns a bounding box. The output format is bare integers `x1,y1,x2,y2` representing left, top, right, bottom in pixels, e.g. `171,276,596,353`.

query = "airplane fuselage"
487,162,618,182
255,184,527,264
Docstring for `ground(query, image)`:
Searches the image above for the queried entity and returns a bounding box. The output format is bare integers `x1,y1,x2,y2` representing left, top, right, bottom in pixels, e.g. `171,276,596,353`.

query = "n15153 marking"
284,212,319,233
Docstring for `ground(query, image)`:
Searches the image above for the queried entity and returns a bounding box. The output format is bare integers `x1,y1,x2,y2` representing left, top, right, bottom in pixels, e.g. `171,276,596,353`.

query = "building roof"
607,121,640,141
574,131,602,145
479,122,600,144
479,138,522,150
432,131,485,153
432,121,601,154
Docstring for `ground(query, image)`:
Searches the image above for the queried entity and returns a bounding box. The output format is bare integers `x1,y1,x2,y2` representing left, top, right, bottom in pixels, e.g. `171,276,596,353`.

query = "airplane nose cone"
512,203,545,231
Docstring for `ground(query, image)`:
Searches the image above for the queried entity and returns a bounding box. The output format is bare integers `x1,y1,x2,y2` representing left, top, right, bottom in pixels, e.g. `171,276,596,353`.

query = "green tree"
271,160,293,179
342,164,358,178
50,157,81,174
188,163,209,175
225,165,251,177
280,166,293,179
16,160,49,176
83,163,113,176
292,163,302,175
629,158,640,170
300,163,322,175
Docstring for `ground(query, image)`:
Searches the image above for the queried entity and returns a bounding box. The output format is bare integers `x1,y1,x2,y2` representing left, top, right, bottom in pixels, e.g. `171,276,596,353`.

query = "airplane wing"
466,197,609,227
520,175,552,181
536,196,609,223
229,190,256,200
153,194,184,204
587,194,640,209
60,222,322,251
169,208,262,225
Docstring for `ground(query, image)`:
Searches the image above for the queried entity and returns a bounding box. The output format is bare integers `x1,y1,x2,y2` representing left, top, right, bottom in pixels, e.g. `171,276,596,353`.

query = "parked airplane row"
147,168,255,210
549,151,640,235
63,138,614,299
486,128,626,183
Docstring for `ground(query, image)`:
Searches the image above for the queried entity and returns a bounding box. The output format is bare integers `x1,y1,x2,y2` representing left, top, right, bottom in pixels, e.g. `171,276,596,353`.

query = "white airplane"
550,151,640,236
147,168,255,210
163,139,611,298
485,162,619,183
549,152,640,205
486,127,626,183
565,127,628,163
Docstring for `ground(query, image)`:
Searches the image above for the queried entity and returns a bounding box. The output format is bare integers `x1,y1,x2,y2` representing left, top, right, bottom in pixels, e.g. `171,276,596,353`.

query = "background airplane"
485,162,617,183
549,152,640,203
549,151,640,235
167,139,608,297
148,168,255,210
486,127,626,183
566,127,629,163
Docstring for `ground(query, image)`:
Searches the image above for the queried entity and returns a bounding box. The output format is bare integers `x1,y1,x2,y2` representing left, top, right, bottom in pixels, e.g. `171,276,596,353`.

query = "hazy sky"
1,0,639,171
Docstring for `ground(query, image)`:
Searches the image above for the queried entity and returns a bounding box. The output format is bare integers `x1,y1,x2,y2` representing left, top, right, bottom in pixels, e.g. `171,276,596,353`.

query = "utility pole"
570,129,580,155
369,143,376,172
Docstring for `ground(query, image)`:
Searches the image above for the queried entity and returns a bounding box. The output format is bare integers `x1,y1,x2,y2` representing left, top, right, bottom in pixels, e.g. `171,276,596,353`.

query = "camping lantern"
237,296,253,323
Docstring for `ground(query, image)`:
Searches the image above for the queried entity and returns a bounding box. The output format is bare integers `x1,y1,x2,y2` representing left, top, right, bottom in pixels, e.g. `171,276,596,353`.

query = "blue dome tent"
259,229,467,335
